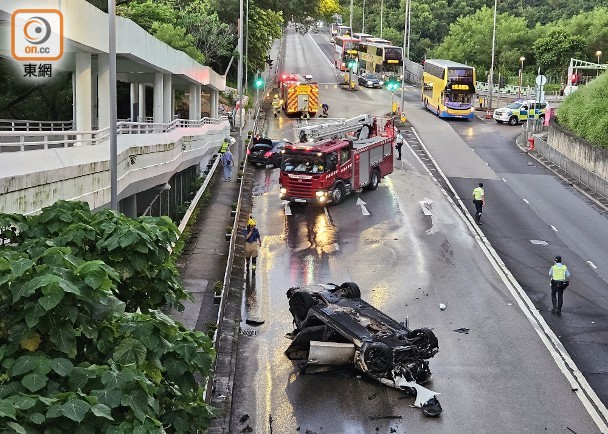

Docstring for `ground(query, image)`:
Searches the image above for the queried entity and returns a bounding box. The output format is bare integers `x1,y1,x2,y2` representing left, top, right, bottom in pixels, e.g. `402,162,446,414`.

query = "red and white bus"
334,36,360,71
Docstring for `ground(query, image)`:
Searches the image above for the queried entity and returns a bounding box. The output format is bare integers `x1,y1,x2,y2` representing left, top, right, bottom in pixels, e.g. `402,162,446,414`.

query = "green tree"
532,29,586,79
117,0,177,31
247,6,284,73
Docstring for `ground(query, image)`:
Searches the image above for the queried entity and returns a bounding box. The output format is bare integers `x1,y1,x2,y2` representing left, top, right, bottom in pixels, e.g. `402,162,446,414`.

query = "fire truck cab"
279,115,395,205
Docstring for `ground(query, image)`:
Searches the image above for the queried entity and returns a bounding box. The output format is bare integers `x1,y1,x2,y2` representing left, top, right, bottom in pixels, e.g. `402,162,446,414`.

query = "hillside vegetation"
557,73,608,149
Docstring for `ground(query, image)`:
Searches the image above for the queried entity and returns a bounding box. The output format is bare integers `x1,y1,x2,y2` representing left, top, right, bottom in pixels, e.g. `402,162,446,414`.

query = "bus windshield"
281,154,326,174
447,68,474,83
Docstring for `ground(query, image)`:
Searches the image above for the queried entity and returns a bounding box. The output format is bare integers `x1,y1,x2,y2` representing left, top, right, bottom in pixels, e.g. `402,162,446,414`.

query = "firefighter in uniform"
300,98,310,120
549,255,570,315
272,94,281,117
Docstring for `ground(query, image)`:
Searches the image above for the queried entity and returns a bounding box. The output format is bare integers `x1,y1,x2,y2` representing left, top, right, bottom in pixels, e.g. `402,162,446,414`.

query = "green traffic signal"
387,81,398,91
255,77,263,88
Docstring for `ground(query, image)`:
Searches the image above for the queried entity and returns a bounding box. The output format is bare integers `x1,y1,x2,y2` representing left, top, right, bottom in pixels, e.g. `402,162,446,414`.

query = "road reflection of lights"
466,127,475,137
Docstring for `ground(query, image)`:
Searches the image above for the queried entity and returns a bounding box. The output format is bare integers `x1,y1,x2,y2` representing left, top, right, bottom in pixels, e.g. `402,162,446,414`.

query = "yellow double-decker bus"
421,59,476,120
356,41,403,81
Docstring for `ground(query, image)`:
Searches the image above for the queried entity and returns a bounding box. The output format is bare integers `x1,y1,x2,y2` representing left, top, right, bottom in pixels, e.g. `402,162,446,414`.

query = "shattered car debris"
285,282,442,416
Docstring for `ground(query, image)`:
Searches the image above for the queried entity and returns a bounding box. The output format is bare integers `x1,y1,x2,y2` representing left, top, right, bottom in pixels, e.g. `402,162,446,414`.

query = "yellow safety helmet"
248,217,256,226
274,94,279,98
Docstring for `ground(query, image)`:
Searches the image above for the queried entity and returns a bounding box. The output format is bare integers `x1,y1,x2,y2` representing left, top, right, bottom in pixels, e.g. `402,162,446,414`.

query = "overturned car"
285,282,442,416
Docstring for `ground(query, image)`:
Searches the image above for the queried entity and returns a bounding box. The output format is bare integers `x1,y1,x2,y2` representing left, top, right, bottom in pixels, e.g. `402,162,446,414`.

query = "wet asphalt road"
228,28,607,433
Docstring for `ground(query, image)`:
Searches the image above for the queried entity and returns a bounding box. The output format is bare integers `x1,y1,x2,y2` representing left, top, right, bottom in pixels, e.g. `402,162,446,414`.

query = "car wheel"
340,282,361,299
508,116,518,126
289,291,316,320
363,342,392,373
331,183,346,205
364,168,380,191
408,328,439,354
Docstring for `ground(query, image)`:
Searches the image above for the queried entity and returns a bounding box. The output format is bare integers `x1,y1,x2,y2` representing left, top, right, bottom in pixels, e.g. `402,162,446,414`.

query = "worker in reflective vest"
272,94,281,117
549,255,570,315
472,182,485,225
219,140,230,154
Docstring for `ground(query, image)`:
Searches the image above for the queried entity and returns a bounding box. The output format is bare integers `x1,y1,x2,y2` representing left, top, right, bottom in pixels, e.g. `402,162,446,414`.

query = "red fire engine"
279,115,395,205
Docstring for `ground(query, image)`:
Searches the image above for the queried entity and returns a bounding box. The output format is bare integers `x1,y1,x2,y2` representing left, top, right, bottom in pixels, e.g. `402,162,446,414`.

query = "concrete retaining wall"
537,121,608,198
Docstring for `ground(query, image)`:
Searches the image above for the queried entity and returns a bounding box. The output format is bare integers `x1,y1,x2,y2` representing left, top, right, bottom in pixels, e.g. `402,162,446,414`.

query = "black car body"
248,138,285,167
358,73,383,88
285,282,442,416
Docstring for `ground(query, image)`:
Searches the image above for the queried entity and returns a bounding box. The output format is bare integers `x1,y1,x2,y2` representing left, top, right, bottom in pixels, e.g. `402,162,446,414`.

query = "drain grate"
240,328,258,337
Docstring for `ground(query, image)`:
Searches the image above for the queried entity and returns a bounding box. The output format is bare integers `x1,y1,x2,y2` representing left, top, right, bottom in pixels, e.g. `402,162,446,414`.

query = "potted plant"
236,170,244,182
213,281,223,304
231,202,238,217
247,130,253,138
225,225,233,241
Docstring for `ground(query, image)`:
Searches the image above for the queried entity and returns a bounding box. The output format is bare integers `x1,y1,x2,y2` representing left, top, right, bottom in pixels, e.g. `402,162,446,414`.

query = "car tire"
508,116,518,126
331,183,346,205
289,291,316,320
364,168,380,191
408,328,439,354
363,342,392,373
340,282,361,299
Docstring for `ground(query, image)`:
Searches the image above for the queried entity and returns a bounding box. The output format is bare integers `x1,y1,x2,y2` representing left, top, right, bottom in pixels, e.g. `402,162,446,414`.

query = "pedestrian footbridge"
0,0,230,216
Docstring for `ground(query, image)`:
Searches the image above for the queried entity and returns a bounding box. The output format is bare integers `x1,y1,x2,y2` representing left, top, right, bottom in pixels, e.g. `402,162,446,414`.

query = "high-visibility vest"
219,142,229,153
473,187,484,200
551,264,568,281
272,98,281,108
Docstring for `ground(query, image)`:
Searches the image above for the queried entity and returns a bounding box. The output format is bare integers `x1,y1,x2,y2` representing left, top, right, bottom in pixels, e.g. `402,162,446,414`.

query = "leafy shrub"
0,201,216,432
557,72,608,149
0,201,190,312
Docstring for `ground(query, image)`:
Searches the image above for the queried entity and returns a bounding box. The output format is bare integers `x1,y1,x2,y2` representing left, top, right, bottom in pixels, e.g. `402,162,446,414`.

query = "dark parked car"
357,73,384,88
247,138,285,167
285,282,442,416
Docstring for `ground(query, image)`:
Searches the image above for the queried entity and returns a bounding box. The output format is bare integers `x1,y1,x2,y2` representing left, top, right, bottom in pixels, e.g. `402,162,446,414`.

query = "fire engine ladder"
294,114,374,142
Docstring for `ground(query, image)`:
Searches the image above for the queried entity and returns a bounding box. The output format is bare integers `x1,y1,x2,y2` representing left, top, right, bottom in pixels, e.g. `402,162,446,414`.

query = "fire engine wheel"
363,342,392,373
289,291,316,320
331,184,346,205
364,168,380,191
340,282,361,299
508,116,518,126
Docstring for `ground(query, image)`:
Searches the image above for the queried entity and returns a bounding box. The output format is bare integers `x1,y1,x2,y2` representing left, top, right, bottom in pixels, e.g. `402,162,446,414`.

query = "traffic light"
346,58,357,70
498,76,506,88
254,74,264,89
386,80,399,91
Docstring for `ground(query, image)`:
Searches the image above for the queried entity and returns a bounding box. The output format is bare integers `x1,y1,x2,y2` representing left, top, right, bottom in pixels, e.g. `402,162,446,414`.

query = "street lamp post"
487,0,498,113
108,0,118,211
380,0,384,38
362,0,366,33
400,0,411,119
236,0,244,166
597,50,602,64
518,56,525,99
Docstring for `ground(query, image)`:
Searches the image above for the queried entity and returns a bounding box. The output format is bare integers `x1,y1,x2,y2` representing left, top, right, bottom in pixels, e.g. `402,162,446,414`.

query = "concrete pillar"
129,83,138,121
138,83,146,122
74,52,92,131
210,89,219,119
97,53,110,129
195,85,201,120
163,74,172,123
189,84,197,120
153,72,163,124
91,73,98,128
122,194,137,218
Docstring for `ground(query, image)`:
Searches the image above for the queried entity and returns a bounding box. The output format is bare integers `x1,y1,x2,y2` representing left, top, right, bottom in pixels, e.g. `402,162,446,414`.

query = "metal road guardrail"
0,116,229,152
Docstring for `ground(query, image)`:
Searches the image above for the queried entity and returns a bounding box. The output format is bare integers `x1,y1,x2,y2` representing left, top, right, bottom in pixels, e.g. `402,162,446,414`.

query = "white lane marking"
550,225,558,232
334,243,340,251
523,198,530,204
284,203,292,216
502,177,507,182
530,239,548,245
407,127,608,431
356,197,370,215
587,260,597,269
